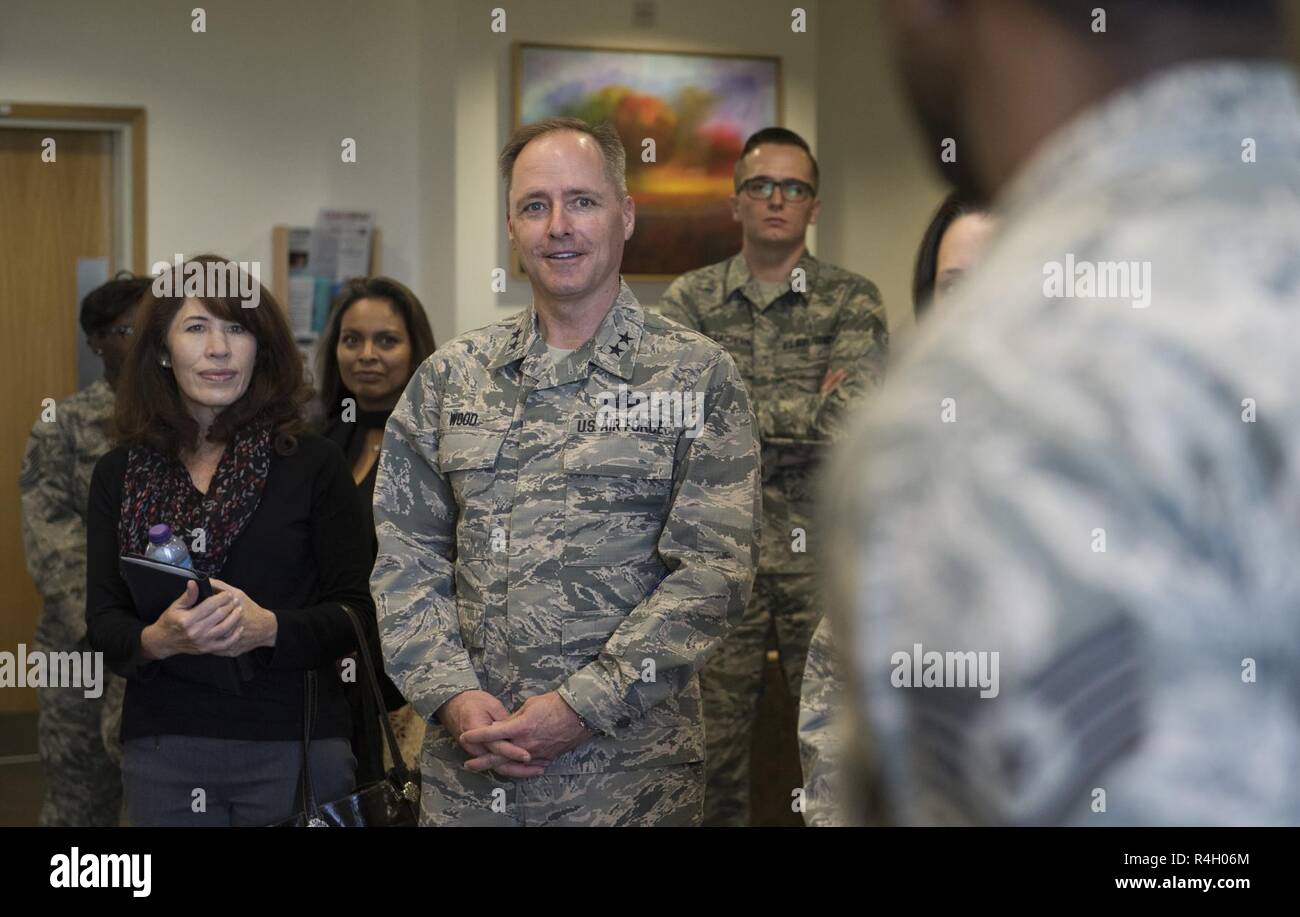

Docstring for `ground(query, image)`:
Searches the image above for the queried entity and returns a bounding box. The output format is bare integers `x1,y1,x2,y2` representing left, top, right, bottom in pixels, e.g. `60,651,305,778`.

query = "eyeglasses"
105,325,135,338
738,177,816,202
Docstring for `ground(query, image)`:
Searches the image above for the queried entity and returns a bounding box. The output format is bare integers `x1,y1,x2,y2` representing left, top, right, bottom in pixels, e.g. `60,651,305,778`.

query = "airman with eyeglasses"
659,127,889,827
737,176,817,203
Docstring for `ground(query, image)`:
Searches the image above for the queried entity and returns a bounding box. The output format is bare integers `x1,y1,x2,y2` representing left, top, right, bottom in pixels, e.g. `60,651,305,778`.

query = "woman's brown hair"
113,254,313,457
315,276,436,420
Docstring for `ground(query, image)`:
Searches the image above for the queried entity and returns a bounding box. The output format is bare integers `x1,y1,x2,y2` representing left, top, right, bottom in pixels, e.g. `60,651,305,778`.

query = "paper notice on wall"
288,227,312,271
288,274,316,337
308,210,373,284
286,227,315,337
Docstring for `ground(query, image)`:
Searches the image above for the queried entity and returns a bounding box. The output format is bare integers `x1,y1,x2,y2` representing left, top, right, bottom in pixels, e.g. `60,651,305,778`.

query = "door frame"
0,103,146,272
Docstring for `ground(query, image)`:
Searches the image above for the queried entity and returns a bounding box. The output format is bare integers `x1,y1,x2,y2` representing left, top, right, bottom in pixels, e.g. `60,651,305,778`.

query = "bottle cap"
147,523,172,544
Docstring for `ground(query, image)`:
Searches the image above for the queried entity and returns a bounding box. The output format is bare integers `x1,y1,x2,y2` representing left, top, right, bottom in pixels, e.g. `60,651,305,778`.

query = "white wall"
816,0,945,335
418,2,461,348
0,0,441,335
7,0,1299,347
2,0,824,344
0,0,952,349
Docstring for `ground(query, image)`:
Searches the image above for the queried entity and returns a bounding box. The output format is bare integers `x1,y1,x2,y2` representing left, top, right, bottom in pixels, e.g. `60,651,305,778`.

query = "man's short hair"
733,127,820,193
499,117,628,200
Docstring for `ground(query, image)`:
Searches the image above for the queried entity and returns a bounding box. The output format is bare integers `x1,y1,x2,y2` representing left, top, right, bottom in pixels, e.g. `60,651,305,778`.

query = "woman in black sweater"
86,255,377,826
316,277,436,781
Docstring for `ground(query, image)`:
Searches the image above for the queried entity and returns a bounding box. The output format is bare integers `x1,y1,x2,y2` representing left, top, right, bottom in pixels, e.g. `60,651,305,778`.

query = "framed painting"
513,43,782,279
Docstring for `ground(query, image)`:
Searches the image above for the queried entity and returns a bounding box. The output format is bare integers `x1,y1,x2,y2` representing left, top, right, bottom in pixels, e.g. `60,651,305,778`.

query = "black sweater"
320,416,380,561
320,415,408,713
86,433,379,742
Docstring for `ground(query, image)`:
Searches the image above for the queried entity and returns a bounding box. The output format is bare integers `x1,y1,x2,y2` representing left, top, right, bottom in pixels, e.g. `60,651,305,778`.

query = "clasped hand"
438,690,591,779
140,577,276,660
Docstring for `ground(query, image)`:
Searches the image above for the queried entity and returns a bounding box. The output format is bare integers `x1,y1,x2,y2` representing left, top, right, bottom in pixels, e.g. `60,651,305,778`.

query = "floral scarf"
118,422,273,576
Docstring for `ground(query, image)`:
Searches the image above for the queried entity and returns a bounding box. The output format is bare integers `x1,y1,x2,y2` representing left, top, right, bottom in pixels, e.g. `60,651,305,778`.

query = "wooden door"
0,127,114,714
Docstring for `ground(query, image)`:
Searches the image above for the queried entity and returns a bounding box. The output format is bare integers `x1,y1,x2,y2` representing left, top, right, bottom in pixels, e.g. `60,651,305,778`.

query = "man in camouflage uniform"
19,273,150,826
826,0,1300,825
659,127,888,825
372,117,760,826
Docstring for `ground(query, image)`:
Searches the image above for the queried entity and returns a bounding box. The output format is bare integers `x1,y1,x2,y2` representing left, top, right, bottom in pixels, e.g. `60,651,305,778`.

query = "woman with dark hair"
85,255,379,826
911,191,997,317
317,277,436,541
316,276,436,781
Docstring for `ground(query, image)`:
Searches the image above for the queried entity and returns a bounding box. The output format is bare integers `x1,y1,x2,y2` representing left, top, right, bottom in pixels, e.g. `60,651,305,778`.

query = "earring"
159,356,171,368
92,348,104,356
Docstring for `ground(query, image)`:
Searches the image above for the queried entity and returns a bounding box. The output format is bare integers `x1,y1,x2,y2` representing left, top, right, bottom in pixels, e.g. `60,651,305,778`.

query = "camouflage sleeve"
655,277,703,332
797,615,847,826
100,672,126,766
371,361,481,725
761,278,888,441
557,351,761,737
18,418,87,645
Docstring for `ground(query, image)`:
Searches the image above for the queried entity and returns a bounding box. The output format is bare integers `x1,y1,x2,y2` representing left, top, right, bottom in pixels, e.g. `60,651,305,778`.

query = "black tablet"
118,554,213,624
117,554,253,691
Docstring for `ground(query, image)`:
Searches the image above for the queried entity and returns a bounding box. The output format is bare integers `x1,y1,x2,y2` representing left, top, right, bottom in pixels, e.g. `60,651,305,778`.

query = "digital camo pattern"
35,650,123,826
20,377,115,647
417,756,703,826
101,670,126,766
699,571,819,826
19,377,124,826
825,62,1300,826
371,279,761,821
797,615,847,827
658,251,887,574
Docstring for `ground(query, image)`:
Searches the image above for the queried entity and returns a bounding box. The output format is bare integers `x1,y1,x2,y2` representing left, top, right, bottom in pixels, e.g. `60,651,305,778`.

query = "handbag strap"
338,603,418,799
298,669,326,825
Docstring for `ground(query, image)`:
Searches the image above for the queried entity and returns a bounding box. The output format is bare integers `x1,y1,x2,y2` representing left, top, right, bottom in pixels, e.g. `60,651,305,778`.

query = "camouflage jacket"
826,61,1300,825
372,279,761,774
659,251,887,573
19,378,116,649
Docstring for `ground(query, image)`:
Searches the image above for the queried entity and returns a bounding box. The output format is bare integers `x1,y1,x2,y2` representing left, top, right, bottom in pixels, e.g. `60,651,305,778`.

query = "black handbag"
272,603,420,827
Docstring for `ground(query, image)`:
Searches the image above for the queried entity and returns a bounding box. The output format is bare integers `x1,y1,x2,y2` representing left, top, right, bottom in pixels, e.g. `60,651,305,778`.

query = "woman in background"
911,191,997,316
87,256,378,826
317,277,436,782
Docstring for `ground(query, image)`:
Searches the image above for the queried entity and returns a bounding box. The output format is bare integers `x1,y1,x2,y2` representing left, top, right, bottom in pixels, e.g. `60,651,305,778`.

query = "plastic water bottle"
144,524,193,569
